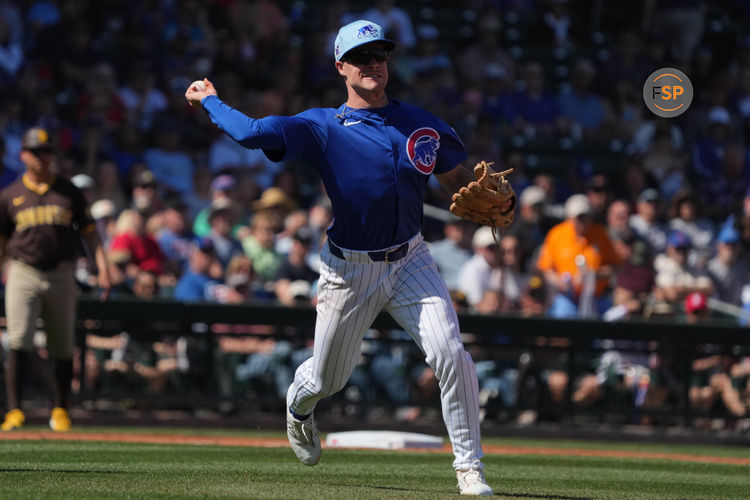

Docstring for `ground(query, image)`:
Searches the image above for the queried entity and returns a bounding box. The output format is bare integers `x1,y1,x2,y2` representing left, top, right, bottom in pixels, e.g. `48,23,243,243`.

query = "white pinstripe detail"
287,235,484,470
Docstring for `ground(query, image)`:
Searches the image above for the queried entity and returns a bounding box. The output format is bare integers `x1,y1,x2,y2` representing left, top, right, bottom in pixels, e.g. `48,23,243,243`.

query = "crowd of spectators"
2,0,750,425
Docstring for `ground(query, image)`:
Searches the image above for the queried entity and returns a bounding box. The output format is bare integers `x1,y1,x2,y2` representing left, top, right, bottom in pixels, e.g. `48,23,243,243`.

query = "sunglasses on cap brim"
342,48,390,65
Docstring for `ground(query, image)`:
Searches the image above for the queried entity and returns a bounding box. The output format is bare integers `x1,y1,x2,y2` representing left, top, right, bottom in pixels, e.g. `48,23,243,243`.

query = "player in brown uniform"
0,127,111,432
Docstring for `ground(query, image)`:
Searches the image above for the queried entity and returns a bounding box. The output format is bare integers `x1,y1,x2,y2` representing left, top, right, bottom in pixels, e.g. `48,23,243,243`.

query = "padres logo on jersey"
15,205,73,232
406,127,440,175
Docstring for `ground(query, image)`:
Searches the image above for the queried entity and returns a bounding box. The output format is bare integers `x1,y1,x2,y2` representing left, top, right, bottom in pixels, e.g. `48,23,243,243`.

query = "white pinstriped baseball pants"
287,233,484,470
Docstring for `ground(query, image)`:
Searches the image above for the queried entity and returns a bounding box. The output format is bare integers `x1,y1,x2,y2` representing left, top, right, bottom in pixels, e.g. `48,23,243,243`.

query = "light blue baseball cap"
334,20,395,61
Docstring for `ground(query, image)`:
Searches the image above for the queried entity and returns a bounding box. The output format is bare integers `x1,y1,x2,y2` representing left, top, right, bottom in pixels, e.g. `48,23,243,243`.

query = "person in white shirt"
457,226,502,307
629,188,668,255
654,230,713,306
707,226,748,306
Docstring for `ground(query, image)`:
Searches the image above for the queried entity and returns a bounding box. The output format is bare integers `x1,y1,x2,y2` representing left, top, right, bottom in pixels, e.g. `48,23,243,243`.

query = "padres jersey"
0,175,95,269
202,97,467,250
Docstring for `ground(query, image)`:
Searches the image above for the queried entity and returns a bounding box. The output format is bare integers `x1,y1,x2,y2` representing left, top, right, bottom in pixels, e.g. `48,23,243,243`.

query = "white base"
325,430,444,450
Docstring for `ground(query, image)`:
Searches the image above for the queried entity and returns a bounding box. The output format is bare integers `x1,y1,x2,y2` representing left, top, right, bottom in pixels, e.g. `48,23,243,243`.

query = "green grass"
0,430,749,499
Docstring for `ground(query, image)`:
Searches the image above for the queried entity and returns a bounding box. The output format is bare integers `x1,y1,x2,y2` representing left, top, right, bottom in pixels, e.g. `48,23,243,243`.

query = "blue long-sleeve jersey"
202,96,467,250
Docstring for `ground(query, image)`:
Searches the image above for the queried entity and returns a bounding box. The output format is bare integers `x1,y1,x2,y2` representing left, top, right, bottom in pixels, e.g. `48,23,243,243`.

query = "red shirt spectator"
108,209,165,275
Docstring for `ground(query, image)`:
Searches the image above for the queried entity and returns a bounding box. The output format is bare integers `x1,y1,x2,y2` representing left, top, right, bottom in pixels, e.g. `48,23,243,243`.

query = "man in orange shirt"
536,194,621,318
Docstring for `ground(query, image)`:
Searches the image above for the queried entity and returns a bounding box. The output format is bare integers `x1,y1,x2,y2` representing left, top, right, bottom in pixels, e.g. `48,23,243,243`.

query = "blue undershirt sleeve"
202,95,286,151
201,96,320,162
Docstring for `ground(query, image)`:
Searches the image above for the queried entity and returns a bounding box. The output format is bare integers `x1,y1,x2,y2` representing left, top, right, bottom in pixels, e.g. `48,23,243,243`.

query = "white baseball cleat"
456,467,493,496
286,410,321,466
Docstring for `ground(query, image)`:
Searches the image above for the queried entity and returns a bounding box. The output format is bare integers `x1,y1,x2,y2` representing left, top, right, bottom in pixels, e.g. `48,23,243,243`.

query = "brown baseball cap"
21,127,54,151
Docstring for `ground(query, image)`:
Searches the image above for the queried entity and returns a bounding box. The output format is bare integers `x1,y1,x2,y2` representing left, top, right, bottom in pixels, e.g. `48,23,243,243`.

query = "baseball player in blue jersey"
186,20,503,496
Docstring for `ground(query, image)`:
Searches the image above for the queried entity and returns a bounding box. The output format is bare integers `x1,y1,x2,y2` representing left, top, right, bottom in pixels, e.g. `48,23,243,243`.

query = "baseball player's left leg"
286,246,390,465
40,262,77,431
385,242,491,495
2,261,45,431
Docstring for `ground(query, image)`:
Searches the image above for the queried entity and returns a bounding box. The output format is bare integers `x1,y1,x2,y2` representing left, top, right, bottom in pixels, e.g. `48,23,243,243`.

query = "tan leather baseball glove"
449,161,516,239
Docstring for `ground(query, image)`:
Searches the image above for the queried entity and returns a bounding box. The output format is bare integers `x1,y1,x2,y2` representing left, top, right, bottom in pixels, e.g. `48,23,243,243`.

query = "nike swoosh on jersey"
343,120,362,126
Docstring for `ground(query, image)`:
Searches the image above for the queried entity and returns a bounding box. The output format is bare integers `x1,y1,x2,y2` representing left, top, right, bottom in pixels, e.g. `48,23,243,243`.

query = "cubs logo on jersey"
406,128,440,175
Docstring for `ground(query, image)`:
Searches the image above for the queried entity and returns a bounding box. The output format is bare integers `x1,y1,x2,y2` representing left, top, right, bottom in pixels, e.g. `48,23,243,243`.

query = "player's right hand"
185,78,218,107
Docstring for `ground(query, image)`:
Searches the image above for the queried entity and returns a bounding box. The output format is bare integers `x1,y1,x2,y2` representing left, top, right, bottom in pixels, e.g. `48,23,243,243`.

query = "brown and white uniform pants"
5,260,77,359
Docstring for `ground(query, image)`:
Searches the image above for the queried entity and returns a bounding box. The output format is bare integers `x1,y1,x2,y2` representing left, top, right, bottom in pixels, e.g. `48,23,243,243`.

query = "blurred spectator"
107,126,145,183
132,269,159,299
208,132,282,190
652,230,713,310
519,272,548,317
629,188,668,255
225,254,261,301
117,63,168,132
71,173,96,204
395,24,452,84
362,0,416,51
707,226,748,306
179,167,210,225
250,186,298,233
0,136,17,187
668,188,715,267
474,289,503,315
0,13,22,82
90,199,119,247
607,79,645,142
130,169,163,218
156,200,193,274
457,226,502,308
585,174,611,224
75,64,125,132
689,348,747,419
704,142,749,220
509,185,559,264
497,234,528,312
692,106,736,184
0,2,22,47
275,209,310,257
642,0,704,64
726,188,750,261
308,198,333,245
611,238,655,318
510,61,561,137
193,173,237,237
642,129,688,201
458,14,514,89
91,159,127,210
481,63,515,128
142,120,195,196
631,118,684,157
271,168,306,214
242,210,282,283
536,194,621,318
606,199,636,261
173,238,224,302
204,198,244,271
737,64,750,141
108,209,168,284
558,59,607,139
273,228,318,307
536,0,577,48
428,219,474,291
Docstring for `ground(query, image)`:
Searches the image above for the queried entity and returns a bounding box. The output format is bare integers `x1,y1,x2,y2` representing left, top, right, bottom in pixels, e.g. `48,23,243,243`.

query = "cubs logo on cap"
334,20,395,61
406,128,440,175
